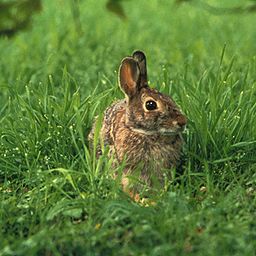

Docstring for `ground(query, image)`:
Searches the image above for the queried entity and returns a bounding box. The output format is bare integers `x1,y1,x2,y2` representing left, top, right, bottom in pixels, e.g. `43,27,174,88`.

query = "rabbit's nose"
176,116,187,128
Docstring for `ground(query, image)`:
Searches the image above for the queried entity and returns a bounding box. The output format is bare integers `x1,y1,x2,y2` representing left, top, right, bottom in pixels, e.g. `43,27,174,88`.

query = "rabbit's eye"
145,100,157,110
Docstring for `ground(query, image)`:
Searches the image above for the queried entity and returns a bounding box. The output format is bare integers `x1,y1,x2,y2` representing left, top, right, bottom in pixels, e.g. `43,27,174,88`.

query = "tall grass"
0,0,255,255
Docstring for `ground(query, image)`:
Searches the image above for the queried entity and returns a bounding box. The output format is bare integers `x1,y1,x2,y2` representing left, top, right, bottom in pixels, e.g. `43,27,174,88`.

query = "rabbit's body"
89,51,187,191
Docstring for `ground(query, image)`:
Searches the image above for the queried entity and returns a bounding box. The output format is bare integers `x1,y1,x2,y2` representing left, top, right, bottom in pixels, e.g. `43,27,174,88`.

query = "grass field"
0,0,256,255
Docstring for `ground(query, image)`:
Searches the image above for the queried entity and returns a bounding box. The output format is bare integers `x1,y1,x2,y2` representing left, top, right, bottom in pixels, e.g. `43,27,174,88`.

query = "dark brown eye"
145,100,157,110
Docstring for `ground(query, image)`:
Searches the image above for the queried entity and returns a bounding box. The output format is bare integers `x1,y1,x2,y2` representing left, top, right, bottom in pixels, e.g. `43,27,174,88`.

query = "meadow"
0,0,255,255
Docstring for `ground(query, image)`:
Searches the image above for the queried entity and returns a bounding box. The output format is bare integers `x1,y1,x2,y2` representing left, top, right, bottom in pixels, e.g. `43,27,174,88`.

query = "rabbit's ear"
132,50,148,88
119,57,140,98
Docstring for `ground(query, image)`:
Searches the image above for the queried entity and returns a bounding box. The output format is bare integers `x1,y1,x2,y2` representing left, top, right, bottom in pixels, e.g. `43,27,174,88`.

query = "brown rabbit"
89,51,187,194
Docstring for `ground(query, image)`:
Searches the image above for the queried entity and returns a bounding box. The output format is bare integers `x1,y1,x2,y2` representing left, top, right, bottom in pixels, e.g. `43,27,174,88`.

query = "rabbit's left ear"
132,50,148,88
119,57,140,98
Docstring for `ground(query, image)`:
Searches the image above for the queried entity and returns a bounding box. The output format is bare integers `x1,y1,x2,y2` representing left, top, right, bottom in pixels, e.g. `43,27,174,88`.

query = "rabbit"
89,50,187,195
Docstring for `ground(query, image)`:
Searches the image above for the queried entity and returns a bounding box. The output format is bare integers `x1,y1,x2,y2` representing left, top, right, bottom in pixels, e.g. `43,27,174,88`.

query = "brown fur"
89,51,187,192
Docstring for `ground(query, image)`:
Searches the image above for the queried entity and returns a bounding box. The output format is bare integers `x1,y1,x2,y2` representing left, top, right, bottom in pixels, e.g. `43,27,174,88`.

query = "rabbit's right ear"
119,57,140,98
132,51,148,88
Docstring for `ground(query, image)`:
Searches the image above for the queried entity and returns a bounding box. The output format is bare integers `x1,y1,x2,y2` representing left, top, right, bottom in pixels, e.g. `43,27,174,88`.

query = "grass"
0,0,256,255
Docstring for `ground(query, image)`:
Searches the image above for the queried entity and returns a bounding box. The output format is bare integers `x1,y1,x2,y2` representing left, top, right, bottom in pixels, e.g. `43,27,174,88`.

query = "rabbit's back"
101,99,126,148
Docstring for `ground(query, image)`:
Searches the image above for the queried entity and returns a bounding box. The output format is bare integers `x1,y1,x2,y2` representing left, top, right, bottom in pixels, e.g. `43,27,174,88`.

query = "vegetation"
0,0,255,255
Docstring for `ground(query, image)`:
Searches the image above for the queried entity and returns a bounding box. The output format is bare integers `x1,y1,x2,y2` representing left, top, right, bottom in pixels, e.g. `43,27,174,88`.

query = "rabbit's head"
119,51,187,135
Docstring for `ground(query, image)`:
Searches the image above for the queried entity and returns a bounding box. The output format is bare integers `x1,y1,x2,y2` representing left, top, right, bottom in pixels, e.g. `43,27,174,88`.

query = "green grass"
0,0,256,255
